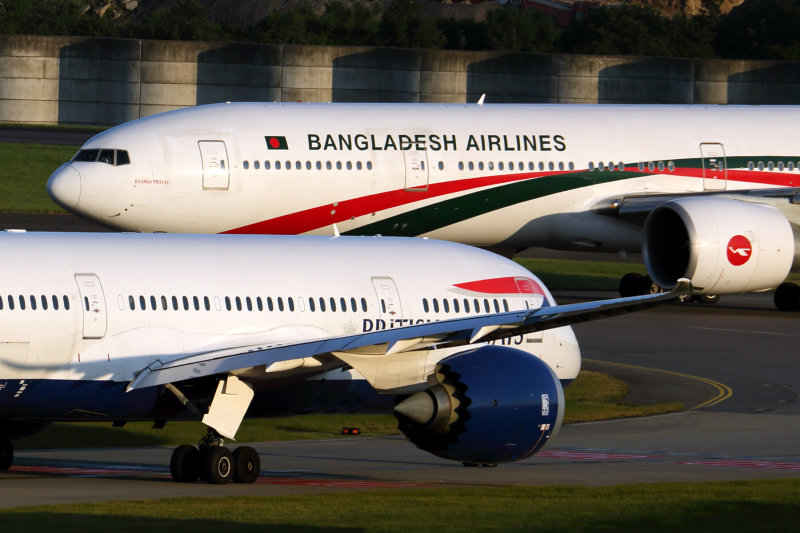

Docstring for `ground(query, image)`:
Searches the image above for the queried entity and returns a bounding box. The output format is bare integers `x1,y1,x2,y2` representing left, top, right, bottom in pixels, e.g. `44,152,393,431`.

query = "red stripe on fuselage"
223,172,547,234
224,167,797,235
454,276,545,295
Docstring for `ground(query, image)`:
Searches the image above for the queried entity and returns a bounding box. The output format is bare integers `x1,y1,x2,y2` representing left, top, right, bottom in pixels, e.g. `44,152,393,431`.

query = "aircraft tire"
204,446,233,484
694,294,720,305
619,273,646,297
170,444,199,483
0,437,12,471
232,446,261,484
774,282,800,312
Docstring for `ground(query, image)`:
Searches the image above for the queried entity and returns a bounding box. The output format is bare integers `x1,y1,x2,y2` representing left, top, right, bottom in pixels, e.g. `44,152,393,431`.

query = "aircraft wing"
126,279,691,391
594,187,800,223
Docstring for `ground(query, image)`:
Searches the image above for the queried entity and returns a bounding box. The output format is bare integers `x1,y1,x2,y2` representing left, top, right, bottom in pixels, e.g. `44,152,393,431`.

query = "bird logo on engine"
727,235,752,266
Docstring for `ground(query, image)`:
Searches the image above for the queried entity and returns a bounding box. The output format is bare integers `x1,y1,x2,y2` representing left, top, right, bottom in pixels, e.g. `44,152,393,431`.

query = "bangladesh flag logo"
265,136,288,150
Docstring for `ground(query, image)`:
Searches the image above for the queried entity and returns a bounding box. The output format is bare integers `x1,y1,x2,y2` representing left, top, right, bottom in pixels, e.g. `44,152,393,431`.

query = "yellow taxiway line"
584,358,733,410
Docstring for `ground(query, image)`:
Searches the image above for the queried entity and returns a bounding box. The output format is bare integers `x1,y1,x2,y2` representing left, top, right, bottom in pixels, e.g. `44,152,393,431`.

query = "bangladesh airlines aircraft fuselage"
47,103,800,305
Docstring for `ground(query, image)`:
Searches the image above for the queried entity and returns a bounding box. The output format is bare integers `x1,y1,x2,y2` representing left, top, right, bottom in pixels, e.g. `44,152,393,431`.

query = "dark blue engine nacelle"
394,345,564,465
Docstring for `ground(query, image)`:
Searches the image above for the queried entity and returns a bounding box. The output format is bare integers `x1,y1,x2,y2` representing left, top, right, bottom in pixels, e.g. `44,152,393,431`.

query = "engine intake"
394,345,564,465
643,197,795,294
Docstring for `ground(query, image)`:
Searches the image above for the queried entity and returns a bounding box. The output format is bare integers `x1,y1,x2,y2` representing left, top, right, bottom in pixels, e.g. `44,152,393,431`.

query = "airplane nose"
47,165,81,209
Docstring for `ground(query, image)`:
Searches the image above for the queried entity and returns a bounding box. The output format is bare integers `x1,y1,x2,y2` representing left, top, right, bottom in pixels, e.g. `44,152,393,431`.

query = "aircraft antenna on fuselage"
477,94,486,105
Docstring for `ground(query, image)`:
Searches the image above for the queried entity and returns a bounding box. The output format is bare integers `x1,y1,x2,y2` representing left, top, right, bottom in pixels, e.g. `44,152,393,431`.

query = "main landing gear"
170,428,260,484
0,437,12,471
774,282,800,312
165,375,258,484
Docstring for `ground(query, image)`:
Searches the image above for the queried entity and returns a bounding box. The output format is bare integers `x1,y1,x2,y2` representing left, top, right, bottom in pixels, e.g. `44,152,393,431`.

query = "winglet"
332,223,340,238
477,94,486,106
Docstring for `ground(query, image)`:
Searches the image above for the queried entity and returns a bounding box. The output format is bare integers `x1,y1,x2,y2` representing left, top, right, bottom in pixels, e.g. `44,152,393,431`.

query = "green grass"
15,371,679,450
515,257,646,291
565,370,682,422
0,123,103,133
516,256,800,290
1,480,798,531
0,143,76,213
14,414,400,450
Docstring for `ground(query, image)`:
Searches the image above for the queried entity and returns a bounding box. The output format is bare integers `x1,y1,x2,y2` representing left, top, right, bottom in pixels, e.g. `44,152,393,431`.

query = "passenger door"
700,142,727,191
403,150,429,191
199,140,230,190
372,277,403,321
75,273,107,339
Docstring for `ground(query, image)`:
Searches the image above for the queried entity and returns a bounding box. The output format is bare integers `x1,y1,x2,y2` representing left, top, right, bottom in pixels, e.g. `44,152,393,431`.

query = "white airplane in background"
47,102,800,309
0,231,689,483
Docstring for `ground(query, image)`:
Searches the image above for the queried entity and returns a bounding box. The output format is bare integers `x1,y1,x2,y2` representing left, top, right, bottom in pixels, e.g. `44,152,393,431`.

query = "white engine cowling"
643,197,796,294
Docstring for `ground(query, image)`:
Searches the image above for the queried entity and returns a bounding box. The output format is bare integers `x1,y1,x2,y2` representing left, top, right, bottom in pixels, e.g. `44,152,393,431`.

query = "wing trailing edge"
126,279,692,392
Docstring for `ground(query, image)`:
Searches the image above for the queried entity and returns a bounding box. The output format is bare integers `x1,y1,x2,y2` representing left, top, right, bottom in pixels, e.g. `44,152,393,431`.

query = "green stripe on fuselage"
343,170,646,237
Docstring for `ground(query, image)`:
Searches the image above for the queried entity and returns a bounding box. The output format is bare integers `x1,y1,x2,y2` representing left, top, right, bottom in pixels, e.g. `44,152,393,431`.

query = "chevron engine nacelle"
393,345,564,466
643,197,797,295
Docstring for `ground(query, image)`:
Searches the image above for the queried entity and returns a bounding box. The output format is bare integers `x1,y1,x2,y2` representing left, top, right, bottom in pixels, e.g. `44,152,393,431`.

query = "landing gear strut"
0,437,12,471
169,428,260,484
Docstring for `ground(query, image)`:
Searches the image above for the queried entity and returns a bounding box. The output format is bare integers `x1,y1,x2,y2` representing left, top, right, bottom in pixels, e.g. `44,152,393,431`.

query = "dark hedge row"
2,0,800,59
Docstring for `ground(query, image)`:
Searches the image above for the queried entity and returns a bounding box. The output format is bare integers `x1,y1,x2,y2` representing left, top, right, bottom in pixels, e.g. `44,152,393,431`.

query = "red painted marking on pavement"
10,465,169,477
9,466,423,487
679,460,800,470
258,477,422,488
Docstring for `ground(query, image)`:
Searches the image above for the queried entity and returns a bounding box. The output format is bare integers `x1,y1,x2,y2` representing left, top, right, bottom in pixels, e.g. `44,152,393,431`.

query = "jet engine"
642,197,797,294
394,345,564,465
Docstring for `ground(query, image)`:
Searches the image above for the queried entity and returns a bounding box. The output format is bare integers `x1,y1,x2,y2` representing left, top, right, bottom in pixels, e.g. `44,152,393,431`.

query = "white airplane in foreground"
47,102,800,309
0,231,689,483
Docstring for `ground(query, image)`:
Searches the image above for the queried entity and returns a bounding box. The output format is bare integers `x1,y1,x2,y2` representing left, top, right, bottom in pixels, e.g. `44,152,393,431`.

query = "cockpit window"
99,149,114,164
72,148,130,166
73,149,100,162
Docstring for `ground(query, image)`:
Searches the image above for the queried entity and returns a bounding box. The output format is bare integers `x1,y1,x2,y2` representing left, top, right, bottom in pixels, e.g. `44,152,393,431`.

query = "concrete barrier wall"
3,34,800,126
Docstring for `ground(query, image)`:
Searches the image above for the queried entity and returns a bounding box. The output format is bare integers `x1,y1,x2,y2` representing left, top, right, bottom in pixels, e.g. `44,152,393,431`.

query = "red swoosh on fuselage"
454,277,545,295
222,172,550,234
223,166,797,235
